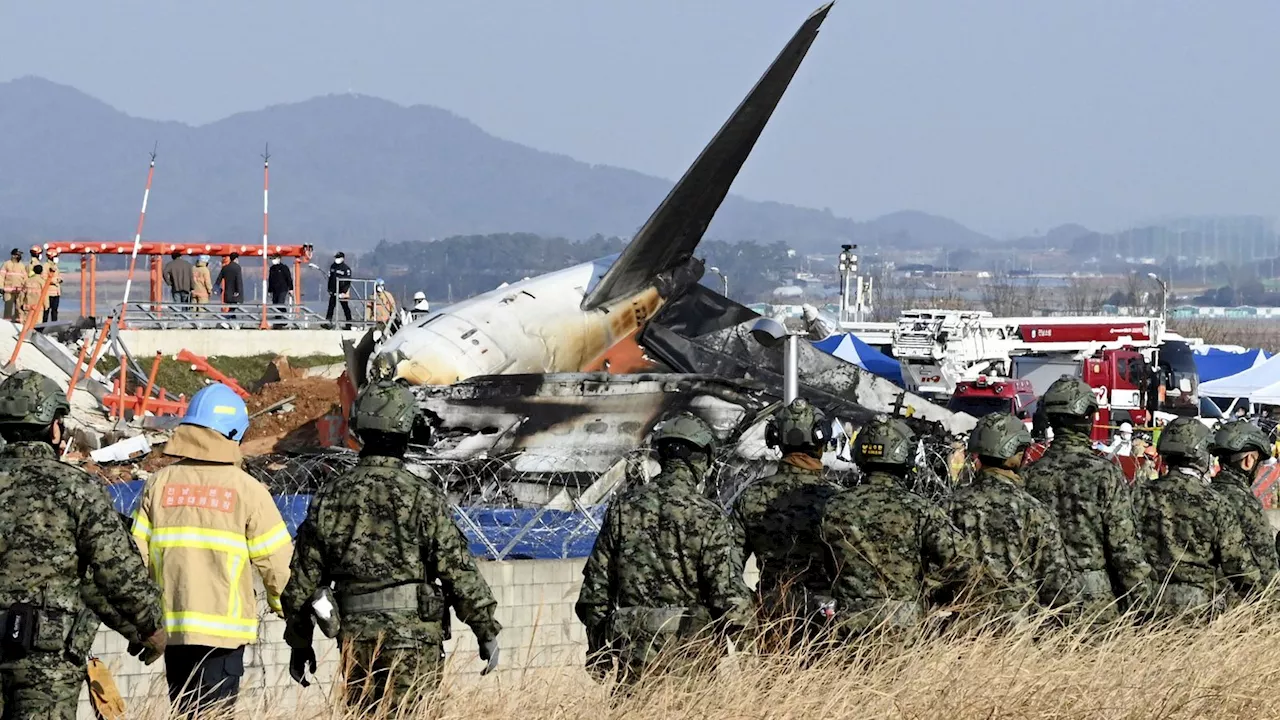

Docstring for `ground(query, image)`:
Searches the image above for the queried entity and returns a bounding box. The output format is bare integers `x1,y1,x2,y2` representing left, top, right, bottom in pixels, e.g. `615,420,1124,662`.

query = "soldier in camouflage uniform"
1134,417,1265,621
948,413,1078,623
0,370,166,719
731,398,842,648
820,417,977,639
577,412,753,689
1209,420,1280,597
1023,376,1153,623
283,381,501,712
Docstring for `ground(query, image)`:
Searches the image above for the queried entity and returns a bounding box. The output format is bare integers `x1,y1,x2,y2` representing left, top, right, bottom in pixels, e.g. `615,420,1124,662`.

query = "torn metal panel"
410,372,763,476
641,320,975,434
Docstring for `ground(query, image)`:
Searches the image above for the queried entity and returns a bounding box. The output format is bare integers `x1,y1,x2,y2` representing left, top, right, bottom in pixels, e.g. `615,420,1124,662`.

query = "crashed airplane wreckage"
344,2,974,486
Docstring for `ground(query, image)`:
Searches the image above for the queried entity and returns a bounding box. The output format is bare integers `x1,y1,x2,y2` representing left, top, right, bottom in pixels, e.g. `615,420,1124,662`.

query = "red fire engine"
946,376,1037,423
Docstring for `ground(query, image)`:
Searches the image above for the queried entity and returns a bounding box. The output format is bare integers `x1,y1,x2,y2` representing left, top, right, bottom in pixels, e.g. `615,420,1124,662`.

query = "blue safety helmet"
375,277,385,286
182,383,250,441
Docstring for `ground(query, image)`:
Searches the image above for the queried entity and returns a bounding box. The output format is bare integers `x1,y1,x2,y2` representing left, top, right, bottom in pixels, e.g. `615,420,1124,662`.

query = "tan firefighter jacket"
132,424,292,648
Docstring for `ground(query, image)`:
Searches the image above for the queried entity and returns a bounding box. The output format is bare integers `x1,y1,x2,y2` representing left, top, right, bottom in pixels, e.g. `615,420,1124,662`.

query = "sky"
2,1,1278,237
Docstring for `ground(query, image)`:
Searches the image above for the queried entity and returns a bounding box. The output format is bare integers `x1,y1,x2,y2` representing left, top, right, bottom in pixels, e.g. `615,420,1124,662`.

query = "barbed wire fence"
240,427,962,566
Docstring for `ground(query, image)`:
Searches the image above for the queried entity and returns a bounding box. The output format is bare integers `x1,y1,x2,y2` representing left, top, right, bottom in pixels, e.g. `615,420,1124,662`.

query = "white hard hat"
413,291,426,301
1120,422,1133,433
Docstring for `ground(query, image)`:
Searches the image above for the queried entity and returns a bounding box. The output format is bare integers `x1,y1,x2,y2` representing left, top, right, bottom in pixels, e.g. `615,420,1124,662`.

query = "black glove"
129,629,167,665
585,625,612,682
478,637,500,676
289,646,317,687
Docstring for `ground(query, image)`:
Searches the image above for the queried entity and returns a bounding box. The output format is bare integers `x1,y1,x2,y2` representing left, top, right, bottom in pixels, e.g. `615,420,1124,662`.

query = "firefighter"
43,248,63,322
372,278,396,325
2,248,26,320
19,264,48,322
27,244,43,276
131,383,293,717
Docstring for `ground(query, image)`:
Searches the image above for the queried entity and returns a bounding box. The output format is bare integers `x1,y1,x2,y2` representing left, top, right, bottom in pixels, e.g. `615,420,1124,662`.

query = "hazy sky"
3,1,1278,236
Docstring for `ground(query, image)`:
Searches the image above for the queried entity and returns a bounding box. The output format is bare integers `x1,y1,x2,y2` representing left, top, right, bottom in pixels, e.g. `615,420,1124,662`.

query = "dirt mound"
244,376,342,452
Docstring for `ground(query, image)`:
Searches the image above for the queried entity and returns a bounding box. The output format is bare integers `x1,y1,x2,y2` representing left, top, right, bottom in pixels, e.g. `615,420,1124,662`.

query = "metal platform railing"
109,302,379,330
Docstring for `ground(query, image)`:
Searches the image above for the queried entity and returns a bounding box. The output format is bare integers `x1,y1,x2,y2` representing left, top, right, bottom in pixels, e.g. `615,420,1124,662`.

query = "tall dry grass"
130,601,1280,720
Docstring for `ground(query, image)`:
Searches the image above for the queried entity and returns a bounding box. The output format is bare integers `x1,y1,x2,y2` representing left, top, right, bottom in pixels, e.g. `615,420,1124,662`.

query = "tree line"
357,234,803,304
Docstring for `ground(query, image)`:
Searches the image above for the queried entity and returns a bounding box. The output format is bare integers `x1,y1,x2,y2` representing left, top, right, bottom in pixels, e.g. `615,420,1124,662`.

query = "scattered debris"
176,349,251,399
253,355,304,392
90,434,152,464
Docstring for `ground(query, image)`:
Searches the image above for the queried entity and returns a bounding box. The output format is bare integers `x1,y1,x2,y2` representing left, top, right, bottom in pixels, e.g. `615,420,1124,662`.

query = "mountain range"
0,76,1010,254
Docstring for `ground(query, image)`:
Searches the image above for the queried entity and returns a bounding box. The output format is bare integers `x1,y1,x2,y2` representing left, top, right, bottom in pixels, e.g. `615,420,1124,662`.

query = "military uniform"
283,383,501,710
732,399,841,645
1212,465,1280,593
577,413,752,687
1023,377,1153,622
1210,420,1280,599
1135,467,1261,620
0,372,164,720
1135,418,1267,621
821,470,974,636
948,414,1078,621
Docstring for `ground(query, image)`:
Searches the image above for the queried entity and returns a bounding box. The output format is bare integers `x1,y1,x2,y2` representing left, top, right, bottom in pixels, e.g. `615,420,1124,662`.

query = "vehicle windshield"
946,396,1012,418
1199,396,1224,420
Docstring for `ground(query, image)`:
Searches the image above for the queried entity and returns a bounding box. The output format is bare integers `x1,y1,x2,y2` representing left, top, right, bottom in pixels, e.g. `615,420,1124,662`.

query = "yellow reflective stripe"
247,523,290,558
131,514,152,540
150,527,249,556
164,611,258,641
152,526,248,544
225,555,246,619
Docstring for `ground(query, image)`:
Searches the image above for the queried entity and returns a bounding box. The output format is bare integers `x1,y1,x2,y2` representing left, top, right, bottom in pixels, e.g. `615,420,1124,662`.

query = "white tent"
1250,378,1280,405
1199,354,1280,398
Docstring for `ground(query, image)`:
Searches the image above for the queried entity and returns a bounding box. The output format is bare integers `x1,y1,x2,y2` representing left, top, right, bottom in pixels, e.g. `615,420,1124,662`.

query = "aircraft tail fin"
580,2,834,311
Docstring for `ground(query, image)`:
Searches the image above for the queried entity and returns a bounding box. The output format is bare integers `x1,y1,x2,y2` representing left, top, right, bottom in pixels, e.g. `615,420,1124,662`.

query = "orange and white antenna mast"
118,143,157,328
260,143,270,329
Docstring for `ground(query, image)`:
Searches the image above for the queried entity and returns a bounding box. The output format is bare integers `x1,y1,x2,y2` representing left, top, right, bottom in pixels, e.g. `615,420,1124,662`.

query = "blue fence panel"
106,481,604,560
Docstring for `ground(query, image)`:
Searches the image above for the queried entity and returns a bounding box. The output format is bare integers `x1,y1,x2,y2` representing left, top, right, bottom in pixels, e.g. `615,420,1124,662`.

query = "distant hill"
0,77,994,253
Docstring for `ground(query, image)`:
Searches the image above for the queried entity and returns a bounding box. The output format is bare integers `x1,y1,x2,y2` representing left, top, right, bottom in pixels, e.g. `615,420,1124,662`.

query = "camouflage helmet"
1157,416,1212,467
0,370,71,427
352,381,417,436
1210,419,1271,457
653,412,715,452
967,412,1033,461
853,416,916,467
767,397,829,450
1041,376,1099,418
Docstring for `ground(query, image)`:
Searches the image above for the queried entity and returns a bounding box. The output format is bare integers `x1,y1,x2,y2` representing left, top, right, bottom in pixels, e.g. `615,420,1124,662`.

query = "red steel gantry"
43,240,315,321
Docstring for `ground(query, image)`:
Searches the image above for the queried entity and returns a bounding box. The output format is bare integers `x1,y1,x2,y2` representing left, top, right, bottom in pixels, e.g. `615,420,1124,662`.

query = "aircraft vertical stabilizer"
580,3,834,311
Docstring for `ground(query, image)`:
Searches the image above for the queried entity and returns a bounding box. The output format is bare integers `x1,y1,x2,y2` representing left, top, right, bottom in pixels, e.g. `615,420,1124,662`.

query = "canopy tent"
1192,346,1269,384
1251,379,1280,406
812,332,904,385
1199,353,1280,398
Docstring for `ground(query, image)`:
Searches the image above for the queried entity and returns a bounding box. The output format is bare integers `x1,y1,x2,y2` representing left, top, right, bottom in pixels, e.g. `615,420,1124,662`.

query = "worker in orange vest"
19,265,49,322
1,248,26,320
372,278,397,324
43,249,63,322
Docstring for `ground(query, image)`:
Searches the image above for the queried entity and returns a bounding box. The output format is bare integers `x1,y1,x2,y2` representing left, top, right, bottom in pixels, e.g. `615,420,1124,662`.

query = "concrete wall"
118,329,364,358
76,558,591,718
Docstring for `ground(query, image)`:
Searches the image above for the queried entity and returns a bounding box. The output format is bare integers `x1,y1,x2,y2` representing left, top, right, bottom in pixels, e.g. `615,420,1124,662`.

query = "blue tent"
812,333,903,385
1192,346,1269,384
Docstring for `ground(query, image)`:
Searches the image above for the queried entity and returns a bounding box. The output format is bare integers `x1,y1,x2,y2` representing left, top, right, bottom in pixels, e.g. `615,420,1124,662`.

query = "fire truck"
891,310,1168,397
946,376,1038,422
890,309,1201,441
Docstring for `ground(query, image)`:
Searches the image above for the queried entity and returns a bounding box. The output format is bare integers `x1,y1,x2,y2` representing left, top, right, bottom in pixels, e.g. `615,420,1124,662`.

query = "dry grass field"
130,602,1280,720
